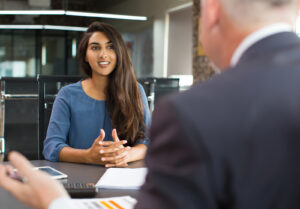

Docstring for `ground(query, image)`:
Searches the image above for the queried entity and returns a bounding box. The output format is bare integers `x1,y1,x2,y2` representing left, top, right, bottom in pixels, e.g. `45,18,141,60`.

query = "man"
1,0,300,208
135,0,300,208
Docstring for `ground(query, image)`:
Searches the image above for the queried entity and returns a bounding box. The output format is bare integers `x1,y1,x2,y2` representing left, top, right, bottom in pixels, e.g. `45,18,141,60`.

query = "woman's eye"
107,45,114,50
91,46,99,50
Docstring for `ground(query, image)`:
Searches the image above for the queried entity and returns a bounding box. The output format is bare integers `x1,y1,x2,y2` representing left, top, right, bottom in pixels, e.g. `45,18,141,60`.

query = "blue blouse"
43,81,151,162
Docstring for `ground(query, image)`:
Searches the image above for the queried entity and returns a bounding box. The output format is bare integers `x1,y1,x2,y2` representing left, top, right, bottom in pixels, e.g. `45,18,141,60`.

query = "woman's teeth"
99,61,109,65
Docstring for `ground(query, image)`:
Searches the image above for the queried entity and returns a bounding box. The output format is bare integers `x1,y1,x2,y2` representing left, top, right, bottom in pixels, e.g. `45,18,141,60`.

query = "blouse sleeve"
134,83,151,146
42,87,71,162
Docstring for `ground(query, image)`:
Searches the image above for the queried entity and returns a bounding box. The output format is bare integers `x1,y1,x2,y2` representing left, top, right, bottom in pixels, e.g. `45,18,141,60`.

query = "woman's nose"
99,49,108,58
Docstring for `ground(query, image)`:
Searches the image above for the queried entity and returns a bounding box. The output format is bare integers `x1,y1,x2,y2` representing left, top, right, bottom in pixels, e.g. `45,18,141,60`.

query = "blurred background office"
0,0,197,81
0,0,201,160
1,0,299,160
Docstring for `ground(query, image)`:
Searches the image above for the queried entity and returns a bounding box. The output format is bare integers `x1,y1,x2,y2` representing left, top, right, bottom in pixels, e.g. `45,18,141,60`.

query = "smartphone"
35,166,68,180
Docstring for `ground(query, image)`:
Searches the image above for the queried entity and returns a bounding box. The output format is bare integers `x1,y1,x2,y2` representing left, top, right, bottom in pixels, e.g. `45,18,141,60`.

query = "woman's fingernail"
101,157,105,161
100,150,104,153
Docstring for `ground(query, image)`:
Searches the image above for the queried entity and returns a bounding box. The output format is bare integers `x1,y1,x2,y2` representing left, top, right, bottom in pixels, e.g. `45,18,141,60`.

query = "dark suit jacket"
135,32,300,209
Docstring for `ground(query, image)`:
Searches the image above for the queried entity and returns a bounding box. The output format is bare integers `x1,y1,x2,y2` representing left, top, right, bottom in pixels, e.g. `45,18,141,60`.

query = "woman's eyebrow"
89,42,100,45
89,41,112,45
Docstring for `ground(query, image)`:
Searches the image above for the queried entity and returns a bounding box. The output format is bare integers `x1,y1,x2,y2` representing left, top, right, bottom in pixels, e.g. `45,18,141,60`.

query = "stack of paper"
96,168,148,190
72,196,136,209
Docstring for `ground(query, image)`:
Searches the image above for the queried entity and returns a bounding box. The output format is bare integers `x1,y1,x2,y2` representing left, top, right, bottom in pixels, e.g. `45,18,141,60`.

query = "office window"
41,31,66,75
66,31,81,76
0,30,36,77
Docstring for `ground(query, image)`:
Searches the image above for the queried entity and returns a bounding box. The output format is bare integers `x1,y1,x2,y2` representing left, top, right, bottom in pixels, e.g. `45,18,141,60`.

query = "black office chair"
138,77,180,112
154,78,180,103
37,75,82,159
0,77,38,160
138,78,156,112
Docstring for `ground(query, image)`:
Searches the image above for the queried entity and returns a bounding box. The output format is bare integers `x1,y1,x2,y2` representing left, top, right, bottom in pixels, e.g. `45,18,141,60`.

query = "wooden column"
192,0,215,84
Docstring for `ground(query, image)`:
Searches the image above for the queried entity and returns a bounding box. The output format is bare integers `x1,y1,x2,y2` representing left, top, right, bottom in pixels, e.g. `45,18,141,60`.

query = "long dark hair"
78,21,146,145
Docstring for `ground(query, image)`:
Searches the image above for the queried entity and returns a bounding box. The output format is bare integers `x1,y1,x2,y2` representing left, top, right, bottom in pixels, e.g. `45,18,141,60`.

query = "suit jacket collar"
231,23,292,67
236,32,300,67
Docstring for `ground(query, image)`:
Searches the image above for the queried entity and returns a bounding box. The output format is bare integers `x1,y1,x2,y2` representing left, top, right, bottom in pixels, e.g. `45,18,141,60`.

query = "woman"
43,22,151,167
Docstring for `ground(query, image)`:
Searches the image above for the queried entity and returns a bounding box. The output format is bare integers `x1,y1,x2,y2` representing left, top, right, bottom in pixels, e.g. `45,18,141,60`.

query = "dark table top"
0,160,145,209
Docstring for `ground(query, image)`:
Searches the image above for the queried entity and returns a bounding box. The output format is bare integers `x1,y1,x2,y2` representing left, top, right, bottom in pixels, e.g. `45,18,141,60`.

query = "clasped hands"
86,129,131,167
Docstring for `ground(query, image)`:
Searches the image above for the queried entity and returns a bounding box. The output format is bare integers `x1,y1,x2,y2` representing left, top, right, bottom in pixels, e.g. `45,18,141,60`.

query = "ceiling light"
0,10,148,21
44,25,87,31
0,25,44,29
65,11,147,21
0,25,87,31
0,10,64,15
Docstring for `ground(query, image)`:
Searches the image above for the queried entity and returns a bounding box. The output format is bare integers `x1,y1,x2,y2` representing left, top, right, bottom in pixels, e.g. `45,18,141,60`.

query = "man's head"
200,0,299,69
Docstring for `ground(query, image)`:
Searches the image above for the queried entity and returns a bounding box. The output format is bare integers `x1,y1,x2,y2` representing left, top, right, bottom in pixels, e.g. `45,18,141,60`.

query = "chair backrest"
138,78,156,112
37,75,82,159
138,77,180,112
154,78,180,103
0,77,38,160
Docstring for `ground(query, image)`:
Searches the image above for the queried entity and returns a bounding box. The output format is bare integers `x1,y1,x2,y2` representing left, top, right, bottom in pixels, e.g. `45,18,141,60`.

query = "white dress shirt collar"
230,23,292,67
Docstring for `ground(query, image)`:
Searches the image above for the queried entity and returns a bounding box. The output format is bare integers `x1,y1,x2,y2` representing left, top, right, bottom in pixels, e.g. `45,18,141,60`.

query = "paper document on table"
96,168,148,189
72,196,136,209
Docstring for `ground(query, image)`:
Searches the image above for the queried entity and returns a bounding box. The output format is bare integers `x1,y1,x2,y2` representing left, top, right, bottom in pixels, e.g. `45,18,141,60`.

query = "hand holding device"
0,151,69,209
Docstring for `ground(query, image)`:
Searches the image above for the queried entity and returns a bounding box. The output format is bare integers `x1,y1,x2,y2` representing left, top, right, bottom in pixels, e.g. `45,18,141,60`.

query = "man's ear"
206,0,221,29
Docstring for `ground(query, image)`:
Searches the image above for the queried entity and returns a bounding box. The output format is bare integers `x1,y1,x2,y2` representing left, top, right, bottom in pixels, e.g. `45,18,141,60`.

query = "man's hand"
0,151,69,209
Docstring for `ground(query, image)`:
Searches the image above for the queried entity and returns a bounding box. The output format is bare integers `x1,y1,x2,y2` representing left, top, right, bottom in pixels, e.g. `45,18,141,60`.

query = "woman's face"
85,32,117,77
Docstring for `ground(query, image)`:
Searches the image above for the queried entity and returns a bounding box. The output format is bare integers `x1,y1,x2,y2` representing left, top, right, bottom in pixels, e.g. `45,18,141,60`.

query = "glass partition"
0,30,83,77
0,30,36,77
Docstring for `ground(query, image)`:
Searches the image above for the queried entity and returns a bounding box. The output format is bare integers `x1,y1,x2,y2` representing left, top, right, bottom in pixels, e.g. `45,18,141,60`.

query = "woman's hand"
60,129,146,166
86,129,128,165
100,129,131,167
85,129,107,164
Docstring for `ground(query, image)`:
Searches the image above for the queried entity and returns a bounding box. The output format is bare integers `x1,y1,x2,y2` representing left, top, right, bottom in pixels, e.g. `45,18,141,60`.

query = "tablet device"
35,166,68,180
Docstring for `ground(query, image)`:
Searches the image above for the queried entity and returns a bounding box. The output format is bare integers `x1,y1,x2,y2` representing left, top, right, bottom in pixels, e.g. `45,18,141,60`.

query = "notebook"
96,168,148,190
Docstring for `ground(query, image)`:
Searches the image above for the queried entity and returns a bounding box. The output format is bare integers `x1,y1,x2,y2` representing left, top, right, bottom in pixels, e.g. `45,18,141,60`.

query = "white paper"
96,168,148,189
72,196,136,209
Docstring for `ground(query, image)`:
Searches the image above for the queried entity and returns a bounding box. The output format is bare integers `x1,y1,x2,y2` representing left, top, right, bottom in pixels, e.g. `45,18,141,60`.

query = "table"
0,160,145,209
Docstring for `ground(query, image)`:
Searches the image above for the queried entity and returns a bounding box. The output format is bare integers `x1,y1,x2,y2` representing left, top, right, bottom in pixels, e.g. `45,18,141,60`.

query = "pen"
8,171,28,183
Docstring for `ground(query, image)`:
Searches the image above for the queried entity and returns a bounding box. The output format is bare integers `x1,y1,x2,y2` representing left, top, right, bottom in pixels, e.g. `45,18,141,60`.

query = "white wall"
167,5,193,76
107,0,193,77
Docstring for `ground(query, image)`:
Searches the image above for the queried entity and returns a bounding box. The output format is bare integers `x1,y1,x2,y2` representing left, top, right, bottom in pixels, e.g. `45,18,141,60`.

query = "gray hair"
219,0,298,27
